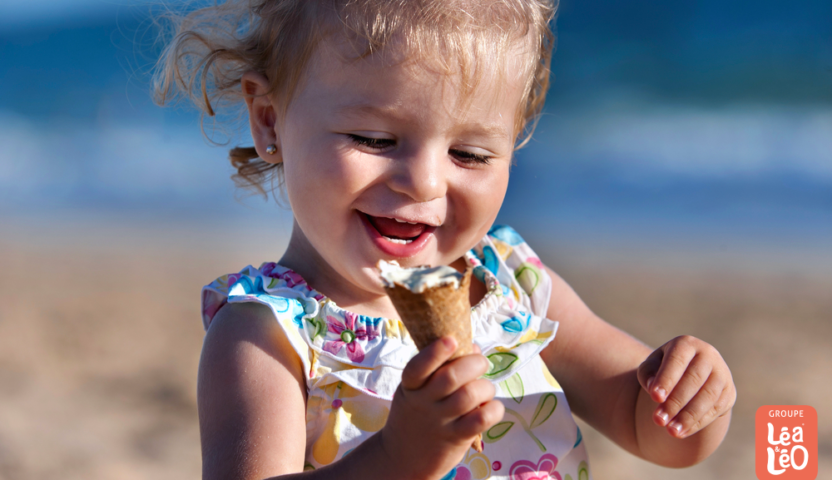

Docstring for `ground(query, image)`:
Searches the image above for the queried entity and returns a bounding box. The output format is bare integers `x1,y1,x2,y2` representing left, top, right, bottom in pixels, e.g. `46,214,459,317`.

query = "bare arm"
198,302,308,479
199,302,503,480
538,266,734,467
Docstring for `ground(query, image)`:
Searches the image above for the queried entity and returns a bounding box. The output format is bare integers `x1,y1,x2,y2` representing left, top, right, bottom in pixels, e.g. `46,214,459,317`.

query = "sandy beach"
0,215,829,480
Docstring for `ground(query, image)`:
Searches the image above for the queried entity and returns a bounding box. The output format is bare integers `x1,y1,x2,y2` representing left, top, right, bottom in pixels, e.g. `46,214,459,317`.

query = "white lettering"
779,450,791,469
779,427,791,446
791,445,809,470
768,423,781,445
770,409,805,418
767,447,786,475
792,426,804,443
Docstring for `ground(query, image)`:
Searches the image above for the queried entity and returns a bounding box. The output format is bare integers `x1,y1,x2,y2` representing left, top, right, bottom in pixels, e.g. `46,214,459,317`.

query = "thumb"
637,346,665,392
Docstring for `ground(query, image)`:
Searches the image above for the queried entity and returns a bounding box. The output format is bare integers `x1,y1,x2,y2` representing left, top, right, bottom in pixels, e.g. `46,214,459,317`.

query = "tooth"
383,236,413,245
394,218,406,223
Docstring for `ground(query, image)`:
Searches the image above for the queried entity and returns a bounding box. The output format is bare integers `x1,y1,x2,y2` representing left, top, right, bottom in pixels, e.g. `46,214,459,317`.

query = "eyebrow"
334,102,405,121
333,102,511,139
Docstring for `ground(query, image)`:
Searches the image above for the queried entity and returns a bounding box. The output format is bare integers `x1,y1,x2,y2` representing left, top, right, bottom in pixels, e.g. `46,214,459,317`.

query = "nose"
387,145,448,203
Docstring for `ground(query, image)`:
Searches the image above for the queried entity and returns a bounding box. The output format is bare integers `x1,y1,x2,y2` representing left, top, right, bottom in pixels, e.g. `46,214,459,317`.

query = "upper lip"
360,211,442,228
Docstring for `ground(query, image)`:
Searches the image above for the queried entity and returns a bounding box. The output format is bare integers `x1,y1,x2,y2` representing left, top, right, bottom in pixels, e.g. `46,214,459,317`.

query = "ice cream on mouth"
378,260,462,293
378,260,483,452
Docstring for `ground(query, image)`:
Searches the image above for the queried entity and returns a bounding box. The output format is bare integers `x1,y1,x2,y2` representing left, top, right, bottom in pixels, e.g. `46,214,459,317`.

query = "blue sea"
1,0,830,255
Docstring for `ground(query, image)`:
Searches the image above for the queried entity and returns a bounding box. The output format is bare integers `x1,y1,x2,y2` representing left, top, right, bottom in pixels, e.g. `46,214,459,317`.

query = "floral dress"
202,225,592,480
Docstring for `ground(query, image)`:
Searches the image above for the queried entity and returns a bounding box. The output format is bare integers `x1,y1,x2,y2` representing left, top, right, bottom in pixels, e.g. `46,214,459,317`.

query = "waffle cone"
385,267,483,451
385,267,473,358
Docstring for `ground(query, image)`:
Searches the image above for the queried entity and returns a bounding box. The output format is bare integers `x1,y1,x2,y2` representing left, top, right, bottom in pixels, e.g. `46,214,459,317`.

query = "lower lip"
359,213,437,258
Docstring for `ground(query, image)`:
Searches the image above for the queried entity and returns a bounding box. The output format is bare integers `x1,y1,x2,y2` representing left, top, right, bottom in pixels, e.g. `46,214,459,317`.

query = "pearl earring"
265,144,277,155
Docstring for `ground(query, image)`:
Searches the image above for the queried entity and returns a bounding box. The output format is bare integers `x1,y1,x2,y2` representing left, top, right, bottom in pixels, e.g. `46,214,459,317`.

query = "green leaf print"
483,421,514,443
515,263,540,294
500,373,525,404
307,317,326,340
530,393,558,428
504,408,545,452
485,352,518,378
578,461,589,480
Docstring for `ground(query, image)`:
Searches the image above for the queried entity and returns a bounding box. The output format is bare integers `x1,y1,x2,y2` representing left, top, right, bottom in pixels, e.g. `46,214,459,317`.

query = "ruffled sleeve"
465,225,558,383
480,224,552,316
201,263,323,379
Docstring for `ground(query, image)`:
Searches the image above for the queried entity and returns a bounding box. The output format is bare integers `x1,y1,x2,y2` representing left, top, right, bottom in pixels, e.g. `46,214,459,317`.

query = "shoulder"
205,301,301,362
201,301,306,402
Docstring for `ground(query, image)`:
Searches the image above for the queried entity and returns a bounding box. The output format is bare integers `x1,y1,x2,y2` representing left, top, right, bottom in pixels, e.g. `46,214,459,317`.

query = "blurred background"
0,0,830,479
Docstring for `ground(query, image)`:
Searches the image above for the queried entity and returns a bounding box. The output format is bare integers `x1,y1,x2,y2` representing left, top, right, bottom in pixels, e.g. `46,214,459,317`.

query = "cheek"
451,164,510,237
469,165,510,218
282,141,380,216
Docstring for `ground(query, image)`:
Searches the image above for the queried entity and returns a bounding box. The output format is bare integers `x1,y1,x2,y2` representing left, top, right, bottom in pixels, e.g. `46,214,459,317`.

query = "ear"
242,71,282,164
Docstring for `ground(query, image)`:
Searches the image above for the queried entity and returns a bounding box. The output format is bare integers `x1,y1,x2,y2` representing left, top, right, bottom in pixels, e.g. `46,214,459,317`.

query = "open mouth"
359,212,437,257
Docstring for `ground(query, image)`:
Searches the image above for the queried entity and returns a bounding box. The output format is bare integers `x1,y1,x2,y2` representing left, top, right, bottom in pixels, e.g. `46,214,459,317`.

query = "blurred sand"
0,216,830,480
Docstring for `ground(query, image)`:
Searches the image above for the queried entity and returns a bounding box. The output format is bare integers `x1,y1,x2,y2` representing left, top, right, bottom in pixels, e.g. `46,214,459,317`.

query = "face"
268,38,527,308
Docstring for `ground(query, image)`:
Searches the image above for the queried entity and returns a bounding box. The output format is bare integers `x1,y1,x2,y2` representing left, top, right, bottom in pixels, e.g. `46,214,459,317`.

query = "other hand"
637,335,736,439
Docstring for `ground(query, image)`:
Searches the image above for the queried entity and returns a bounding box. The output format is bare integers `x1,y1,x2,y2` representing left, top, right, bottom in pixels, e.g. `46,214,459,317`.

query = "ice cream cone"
385,267,473,358
383,265,483,452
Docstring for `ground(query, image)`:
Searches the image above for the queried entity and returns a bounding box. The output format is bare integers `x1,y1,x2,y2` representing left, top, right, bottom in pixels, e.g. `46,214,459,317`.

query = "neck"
279,220,401,319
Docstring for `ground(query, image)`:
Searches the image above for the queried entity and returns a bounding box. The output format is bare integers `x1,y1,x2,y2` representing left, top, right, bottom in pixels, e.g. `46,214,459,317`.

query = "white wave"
528,104,832,179
0,110,237,202
1,103,830,210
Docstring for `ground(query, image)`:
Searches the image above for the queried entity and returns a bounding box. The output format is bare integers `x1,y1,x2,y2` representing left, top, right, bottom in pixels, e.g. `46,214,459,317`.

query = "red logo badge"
755,405,817,480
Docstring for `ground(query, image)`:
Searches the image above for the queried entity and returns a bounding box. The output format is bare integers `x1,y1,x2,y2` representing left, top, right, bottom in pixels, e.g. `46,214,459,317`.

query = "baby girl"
153,1,736,478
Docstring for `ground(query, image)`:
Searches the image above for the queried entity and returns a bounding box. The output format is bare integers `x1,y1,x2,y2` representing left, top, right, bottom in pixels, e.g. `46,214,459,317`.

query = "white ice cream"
378,260,462,293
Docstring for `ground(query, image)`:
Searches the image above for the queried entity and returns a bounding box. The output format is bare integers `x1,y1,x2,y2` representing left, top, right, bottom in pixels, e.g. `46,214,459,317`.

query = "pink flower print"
262,263,307,288
280,270,306,288
453,466,471,480
261,262,279,277
322,312,368,363
226,273,242,288
509,453,561,480
527,257,544,268
202,290,226,327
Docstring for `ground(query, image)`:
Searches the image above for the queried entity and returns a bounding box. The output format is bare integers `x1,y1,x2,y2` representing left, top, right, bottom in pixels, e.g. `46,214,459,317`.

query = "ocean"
1,1,830,256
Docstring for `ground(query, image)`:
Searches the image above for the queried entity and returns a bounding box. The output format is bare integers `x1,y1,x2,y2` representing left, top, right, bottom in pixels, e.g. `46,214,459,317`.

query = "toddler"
153,1,736,479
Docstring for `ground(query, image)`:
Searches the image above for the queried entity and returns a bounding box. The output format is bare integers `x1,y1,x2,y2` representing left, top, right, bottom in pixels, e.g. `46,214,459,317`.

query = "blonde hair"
152,0,557,195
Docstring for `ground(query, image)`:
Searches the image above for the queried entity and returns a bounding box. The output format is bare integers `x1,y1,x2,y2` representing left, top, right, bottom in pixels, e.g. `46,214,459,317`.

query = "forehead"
290,33,532,136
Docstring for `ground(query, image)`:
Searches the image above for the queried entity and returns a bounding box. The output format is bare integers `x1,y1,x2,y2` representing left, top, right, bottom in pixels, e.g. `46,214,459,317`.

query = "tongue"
369,215,427,239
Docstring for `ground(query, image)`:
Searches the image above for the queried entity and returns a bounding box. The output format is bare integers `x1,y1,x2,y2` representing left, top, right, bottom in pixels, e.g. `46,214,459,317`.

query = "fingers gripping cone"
379,261,483,452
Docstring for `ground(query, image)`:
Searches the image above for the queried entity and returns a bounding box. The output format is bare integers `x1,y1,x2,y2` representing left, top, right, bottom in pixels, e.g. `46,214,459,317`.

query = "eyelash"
347,134,492,165
348,134,395,150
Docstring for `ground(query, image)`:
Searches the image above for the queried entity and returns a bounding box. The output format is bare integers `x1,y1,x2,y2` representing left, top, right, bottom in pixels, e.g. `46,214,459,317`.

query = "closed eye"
347,134,395,150
450,149,492,165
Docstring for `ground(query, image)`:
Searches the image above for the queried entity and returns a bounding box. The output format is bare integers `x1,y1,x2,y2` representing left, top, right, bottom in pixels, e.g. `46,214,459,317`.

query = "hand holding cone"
379,261,483,452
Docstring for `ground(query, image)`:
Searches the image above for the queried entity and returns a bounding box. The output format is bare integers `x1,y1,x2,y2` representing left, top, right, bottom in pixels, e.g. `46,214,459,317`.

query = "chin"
358,264,393,294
